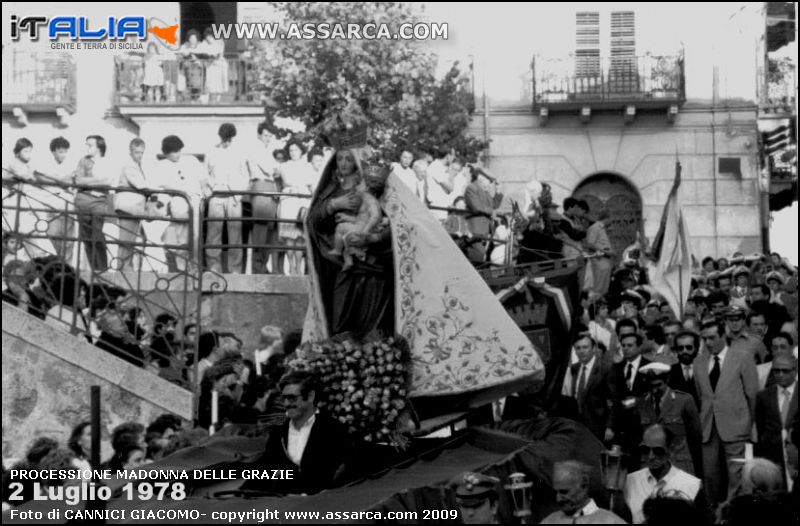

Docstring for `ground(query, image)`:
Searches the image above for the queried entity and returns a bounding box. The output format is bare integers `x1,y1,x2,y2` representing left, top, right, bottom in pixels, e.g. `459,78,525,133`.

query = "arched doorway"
573,172,642,263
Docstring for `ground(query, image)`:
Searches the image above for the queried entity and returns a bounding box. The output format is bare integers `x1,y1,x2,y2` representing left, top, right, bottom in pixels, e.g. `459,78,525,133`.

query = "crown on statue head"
322,99,370,150
328,122,369,150
362,158,390,183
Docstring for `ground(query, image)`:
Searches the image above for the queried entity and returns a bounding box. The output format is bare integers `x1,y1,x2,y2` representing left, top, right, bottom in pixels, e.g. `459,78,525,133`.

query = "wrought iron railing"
1,49,76,108
532,54,685,107
113,55,257,104
1,178,221,399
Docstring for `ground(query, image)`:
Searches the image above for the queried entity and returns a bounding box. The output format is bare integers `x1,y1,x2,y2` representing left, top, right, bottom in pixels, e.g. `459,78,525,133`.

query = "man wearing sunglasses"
246,370,354,495
668,331,701,408
695,318,758,507
754,354,798,485
624,424,704,524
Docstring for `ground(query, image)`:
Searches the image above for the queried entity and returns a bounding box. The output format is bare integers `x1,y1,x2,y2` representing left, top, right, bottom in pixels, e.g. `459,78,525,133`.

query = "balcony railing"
760,57,796,116
532,54,685,110
1,49,76,110
114,54,258,105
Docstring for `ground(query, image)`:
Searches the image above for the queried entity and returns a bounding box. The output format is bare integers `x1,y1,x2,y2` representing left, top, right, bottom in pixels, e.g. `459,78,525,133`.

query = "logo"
10,15,181,50
10,15,146,40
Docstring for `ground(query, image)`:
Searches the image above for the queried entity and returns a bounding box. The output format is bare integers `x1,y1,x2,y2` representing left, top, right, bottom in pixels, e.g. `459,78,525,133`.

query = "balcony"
532,54,685,112
1,49,76,124
113,54,260,106
760,57,796,117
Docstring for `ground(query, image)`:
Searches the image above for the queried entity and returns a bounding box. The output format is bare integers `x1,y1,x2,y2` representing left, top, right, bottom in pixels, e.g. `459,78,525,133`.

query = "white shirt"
709,346,728,371
248,146,277,182
624,465,701,524
452,171,470,198
682,363,693,381
207,145,249,192
572,499,600,519
158,156,204,200
391,162,416,192
427,159,449,186
287,412,316,466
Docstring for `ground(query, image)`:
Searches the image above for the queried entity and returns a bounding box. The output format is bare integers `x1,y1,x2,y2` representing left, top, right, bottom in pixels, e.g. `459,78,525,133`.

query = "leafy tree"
248,2,488,160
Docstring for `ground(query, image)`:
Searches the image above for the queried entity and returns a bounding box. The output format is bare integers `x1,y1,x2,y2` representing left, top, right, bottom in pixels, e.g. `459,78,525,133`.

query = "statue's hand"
329,192,360,214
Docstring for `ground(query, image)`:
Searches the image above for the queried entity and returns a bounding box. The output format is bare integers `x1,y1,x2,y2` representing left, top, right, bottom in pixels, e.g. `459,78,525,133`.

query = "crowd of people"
3,127,525,278
541,248,799,523
128,28,230,104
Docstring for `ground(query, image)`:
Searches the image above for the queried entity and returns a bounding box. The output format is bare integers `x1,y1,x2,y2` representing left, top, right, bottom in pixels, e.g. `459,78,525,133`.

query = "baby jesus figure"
329,172,387,271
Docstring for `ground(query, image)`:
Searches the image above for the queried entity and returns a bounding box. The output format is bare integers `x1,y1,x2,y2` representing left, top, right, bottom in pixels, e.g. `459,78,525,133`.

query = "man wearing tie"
694,318,759,505
612,333,651,465
669,330,701,408
567,334,615,442
755,354,798,486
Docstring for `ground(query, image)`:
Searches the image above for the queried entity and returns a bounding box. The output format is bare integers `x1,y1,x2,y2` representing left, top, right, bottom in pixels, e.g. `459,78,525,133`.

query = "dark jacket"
569,359,615,440
669,362,700,409
755,384,798,471
464,181,494,237
248,413,354,495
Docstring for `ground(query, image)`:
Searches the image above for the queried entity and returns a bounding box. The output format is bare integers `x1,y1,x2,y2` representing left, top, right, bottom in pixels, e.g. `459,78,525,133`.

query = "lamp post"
600,445,628,511
504,472,533,524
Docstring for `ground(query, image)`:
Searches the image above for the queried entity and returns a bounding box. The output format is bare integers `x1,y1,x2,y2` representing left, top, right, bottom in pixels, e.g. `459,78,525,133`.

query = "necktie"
626,362,633,390
709,356,721,391
653,479,667,497
683,365,692,381
654,392,662,418
576,366,587,399
780,388,791,426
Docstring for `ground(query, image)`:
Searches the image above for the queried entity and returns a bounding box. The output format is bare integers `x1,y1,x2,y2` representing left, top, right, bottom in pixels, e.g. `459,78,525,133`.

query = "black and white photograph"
1,2,797,524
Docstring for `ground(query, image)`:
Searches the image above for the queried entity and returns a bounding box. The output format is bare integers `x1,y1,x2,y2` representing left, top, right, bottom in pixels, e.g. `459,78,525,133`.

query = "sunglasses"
676,345,695,350
639,445,668,457
280,394,303,402
772,368,797,374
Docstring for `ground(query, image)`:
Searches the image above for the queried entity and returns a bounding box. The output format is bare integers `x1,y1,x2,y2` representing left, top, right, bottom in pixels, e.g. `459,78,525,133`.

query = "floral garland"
288,336,412,447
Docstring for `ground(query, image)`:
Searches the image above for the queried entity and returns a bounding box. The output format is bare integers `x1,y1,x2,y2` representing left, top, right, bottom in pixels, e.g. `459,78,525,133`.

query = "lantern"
600,445,628,510
504,472,533,523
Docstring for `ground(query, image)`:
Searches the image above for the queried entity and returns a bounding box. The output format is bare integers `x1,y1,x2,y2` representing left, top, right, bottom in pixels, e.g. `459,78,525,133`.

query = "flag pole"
676,146,684,320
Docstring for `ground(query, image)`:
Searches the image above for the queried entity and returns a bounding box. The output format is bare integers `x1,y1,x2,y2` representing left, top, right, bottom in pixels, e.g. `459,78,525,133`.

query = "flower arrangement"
288,336,412,448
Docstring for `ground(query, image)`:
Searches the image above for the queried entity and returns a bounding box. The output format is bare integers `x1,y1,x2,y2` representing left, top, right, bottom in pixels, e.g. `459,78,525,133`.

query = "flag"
646,158,692,318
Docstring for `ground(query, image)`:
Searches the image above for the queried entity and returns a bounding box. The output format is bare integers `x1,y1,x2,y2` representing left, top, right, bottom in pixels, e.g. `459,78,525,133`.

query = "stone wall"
1,303,192,462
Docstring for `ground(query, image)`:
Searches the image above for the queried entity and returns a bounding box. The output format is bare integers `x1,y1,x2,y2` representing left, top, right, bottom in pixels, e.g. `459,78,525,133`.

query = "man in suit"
669,330,701,408
246,370,354,494
611,333,652,466
755,354,798,483
567,333,615,443
694,318,759,505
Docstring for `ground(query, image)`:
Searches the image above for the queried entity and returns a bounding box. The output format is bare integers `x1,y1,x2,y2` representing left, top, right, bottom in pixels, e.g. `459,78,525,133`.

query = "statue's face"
336,151,356,176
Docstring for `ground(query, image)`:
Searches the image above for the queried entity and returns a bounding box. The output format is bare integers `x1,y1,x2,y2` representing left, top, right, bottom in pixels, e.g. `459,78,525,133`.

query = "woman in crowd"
94,306,149,368
277,139,317,275
67,421,93,470
177,29,203,100
587,298,618,362
199,28,228,103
